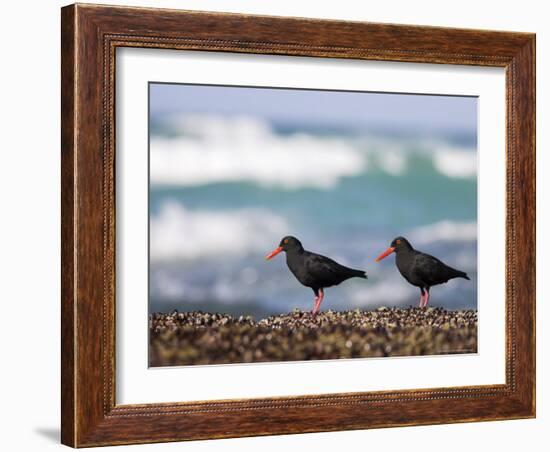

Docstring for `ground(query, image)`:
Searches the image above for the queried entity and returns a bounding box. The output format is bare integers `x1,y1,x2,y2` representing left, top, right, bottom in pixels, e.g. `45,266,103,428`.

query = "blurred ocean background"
149,84,477,319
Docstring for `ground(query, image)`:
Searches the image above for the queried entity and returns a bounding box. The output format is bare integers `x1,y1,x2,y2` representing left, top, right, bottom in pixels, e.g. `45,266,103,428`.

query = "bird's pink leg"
420,289,430,307
317,289,325,313
418,290,430,308
423,289,430,307
311,295,319,314
312,289,324,316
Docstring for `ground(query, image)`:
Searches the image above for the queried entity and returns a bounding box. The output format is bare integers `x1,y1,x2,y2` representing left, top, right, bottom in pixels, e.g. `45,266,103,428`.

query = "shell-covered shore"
149,307,478,367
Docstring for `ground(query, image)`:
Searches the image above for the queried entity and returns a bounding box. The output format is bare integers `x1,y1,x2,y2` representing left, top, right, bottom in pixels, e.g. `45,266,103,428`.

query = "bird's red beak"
375,247,395,262
265,246,283,260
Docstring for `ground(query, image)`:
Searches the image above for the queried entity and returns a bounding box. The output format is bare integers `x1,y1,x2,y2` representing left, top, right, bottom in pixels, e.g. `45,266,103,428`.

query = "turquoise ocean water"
149,114,477,318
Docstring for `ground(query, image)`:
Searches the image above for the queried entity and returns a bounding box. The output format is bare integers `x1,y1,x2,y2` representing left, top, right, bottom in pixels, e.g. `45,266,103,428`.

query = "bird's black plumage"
285,238,367,290
266,236,367,314
376,236,469,307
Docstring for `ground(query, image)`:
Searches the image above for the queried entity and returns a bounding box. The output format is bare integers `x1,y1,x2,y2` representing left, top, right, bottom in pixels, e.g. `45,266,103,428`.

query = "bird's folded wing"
305,253,355,284
412,253,451,284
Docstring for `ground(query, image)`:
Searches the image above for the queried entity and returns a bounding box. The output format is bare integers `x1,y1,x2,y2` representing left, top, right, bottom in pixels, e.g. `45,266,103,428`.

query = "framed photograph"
61,3,535,447
147,83,479,367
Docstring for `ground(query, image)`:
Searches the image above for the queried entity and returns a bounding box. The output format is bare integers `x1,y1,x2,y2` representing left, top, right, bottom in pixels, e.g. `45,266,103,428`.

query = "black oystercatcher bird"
265,236,367,315
375,236,470,307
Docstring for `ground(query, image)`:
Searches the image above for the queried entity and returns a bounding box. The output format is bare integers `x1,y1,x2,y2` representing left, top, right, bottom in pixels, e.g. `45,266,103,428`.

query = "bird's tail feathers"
456,270,470,280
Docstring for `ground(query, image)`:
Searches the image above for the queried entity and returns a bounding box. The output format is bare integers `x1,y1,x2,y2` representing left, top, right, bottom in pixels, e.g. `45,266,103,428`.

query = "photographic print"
61,6,536,444
148,83,478,367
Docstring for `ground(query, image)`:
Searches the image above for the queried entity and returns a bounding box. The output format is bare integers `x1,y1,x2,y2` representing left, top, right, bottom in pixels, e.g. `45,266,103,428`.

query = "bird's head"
375,236,413,262
265,236,303,260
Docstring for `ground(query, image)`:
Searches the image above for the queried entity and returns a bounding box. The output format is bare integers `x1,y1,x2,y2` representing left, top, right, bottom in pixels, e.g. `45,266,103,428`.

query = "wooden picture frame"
61,3,535,447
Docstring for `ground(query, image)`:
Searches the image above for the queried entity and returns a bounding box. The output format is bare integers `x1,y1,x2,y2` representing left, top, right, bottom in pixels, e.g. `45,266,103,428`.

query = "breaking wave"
150,115,365,190
409,220,477,244
150,202,289,261
432,147,477,179
150,114,476,189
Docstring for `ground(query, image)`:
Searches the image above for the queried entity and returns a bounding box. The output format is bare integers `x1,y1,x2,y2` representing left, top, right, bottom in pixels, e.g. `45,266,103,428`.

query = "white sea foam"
151,115,366,189
151,114,477,188
376,150,407,176
150,202,289,261
349,280,416,306
432,147,477,178
410,220,477,244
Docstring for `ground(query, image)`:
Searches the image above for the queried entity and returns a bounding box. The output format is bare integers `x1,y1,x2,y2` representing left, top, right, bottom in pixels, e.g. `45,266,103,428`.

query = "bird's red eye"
396,239,401,245
284,239,289,244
